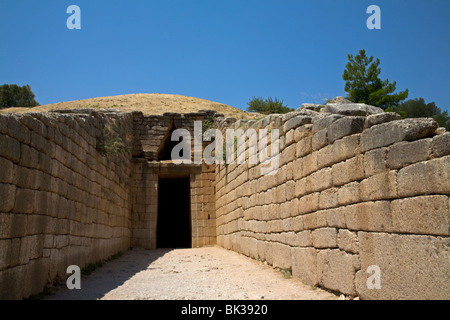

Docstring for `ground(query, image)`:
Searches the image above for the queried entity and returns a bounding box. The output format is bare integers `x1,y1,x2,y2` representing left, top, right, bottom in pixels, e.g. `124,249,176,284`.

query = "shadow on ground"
45,248,172,300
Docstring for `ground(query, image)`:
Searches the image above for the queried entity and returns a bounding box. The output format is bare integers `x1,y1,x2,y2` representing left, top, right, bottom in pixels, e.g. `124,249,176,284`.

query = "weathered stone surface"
360,171,398,201
283,116,312,133
328,117,365,144
291,247,319,286
325,103,383,116
331,134,360,164
337,229,359,254
312,128,328,151
299,103,322,112
345,201,392,232
311,228,337,248
332,156,365,186
355,232,450,300
397,156,450,196
386,139,431,169
361,118,438,152
317,249,359,296
364,112,401,129
312,114,344,134
431,133,450,158
337,182,360,206
363,147,388,177
391,196,449,236
0,184,16,213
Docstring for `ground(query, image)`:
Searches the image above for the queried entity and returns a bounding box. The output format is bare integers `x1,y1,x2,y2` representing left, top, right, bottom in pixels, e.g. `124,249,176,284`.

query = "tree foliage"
0,84,39,109
342,50,408,109
246,97,293,115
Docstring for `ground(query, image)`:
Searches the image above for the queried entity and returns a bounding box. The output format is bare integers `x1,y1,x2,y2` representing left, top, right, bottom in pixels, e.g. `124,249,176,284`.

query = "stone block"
312,129,328,151
325,103,383,116
386,139,431,169
431,133,450,158
312,114,344,133
317,249,359,296
332,155,365,186
355,232,450,300
397,156,450,197
331,134,360,164
364,147,388,177
283,116,312,132
302,151,317,177
328,116,365,144
364,112,401,129
319,188,338,209
345,201,392,232
337,182,360,206
306,168,332,194
296,136,312,158
291,247,319,286
311,227,337,248
0,134,20,163
0,157,15,184
360,171,398,201
13,188,35,214
271,242,292,270
361,118,438,152
391,195,449,236
337,229,359,254
298,192,319,215
0,184,16,213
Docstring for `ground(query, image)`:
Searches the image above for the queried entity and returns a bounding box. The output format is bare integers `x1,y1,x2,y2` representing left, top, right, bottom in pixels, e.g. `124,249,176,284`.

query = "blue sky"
1,0,449,112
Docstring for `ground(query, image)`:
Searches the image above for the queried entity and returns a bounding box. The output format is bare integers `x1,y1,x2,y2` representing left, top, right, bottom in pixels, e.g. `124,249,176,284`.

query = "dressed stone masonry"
0,98,449,300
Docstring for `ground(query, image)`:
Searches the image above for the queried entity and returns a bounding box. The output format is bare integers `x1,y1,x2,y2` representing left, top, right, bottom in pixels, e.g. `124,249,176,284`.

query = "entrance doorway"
157,176,191,248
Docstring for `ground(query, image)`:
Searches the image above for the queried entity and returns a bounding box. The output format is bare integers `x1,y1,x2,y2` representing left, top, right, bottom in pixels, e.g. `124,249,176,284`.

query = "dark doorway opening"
157,176,191,248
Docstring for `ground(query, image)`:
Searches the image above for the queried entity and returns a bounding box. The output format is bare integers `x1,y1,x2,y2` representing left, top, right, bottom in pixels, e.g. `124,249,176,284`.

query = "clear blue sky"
1,0,449,112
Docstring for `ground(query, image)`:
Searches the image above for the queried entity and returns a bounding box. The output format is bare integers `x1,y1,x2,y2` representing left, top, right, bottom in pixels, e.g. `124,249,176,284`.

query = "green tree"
342,49,408,109
246,97,293,115
0,84,39,109
395,98,450,130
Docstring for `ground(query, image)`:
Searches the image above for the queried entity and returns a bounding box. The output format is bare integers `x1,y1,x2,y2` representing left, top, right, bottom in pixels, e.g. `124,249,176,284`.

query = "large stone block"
337,229,359,254
312,129,328,151
325,103,383,116
0,134,21,163
360,171,398,201
305,168,332,194
328,116,365,144
363,147,388,177
386,139,431,169
317,249,360,296
332,155,365,186
397,156,450,196
0,184,16,213
311,227,337,248
291,247,319,286
283,116,312,132
344,201,392,232
361,118,438,152
355,232,450,300
331,134,360,164
337,182,360,206
431,133,450,158
391,195,449,236
364,112,401,129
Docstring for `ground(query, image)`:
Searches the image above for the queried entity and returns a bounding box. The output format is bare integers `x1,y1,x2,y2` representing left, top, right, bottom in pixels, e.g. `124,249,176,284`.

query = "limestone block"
296,136,312,158
0,184,16,213
431,133,450,158
337,229,359,254
337,182,360,206
364,147,388,177
391,195,449,236
332,155,365,186
298,192,319,215
0,157,14,184
325,103,383,116
355,232,450,300
292,158,303,181
344,201,392,232
361,118,438,152
0,264,26,299
319,188,338,209
364,112,401,129
312,115,344,134
325,207,346,229
294,124,312,142
386,139,431,169
328,116,365,144
306,168,332,194
311,227,337,248
317,249,360,296
270,242,292,270
312,129,328,151
291,247,319,286
316,145,334,169
302,151,317,177
0,134,20,163
397,156,450,196
283,116,312,133
331,134,360,164
360,171,398,201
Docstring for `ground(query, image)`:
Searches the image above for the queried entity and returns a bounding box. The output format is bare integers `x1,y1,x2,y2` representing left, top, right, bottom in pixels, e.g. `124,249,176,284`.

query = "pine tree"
342,50,408,109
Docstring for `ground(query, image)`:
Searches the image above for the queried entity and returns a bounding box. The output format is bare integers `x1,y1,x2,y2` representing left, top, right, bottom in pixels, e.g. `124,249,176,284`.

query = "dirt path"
46,246,338,300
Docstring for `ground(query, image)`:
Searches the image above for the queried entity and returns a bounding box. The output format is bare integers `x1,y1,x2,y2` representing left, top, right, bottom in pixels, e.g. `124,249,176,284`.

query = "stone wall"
215,104,450,299
0,110,134,299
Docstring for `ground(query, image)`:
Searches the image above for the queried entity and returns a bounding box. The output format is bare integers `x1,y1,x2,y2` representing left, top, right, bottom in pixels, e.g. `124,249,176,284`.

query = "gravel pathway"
46,246,338,300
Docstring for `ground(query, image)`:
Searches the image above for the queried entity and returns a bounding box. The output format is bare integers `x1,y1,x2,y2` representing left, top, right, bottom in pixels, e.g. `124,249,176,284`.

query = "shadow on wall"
44,249,171,300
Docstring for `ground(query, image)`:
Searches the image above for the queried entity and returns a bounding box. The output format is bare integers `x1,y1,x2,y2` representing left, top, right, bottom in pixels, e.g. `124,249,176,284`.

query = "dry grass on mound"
0,93,262,120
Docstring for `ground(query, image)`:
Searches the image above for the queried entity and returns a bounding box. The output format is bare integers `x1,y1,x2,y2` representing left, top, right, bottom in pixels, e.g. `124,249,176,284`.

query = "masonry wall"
215,110,450,300
0,111,134,299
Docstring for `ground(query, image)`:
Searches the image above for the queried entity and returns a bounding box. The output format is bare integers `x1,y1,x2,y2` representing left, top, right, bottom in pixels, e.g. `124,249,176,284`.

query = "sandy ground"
45,246,338,300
